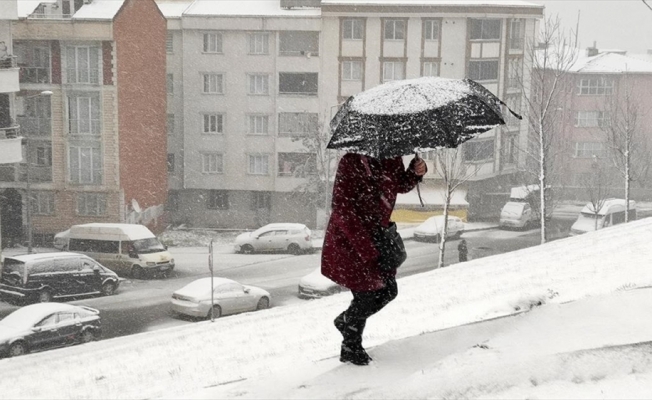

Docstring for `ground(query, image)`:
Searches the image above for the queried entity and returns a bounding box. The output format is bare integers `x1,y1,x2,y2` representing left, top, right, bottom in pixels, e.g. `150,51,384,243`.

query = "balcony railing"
0,164,52,183
0,56,17,70
0,125,20,139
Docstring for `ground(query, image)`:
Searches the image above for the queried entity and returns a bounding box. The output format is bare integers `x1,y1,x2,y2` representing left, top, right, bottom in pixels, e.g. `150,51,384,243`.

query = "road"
0,223,572,340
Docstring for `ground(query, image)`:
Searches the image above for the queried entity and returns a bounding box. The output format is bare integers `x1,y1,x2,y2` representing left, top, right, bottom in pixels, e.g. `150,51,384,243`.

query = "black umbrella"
327,77,521,159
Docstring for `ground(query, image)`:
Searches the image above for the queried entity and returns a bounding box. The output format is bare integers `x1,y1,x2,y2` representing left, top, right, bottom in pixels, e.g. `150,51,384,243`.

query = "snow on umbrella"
327,77,521,159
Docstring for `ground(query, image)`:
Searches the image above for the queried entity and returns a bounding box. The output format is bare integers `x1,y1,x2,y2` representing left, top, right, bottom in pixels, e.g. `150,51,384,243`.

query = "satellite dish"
131,199,142,213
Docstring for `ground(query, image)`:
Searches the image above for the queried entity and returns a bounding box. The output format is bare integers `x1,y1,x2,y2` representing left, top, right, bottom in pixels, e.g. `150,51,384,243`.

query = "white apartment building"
161,0,544,228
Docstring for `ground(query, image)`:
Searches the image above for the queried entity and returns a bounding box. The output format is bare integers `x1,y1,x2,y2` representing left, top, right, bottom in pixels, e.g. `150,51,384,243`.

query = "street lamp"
23,90,52,254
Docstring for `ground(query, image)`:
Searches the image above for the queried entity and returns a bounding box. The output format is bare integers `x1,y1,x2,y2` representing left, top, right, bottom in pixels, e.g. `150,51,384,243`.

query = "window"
251,191,271,210
167,114,175,135
30,191,54,215
278,153,317,177
468,60,499,81
166,191,179,212
248,154,269,175
201,153,224,173
248,74,269,95
247,115,269,135
507,57,522,88
422,61,439,77
384,20,406,40
203,33,223,53
279,31,319,56
207,190,229,210
503,134,518,165
167,154,175,172
66,46,100,84
278,112,318,137
166,33,174,53
278,73,318,95
575,111,610,128
463,139,494,162
574,142,606,158
383,61,405,82
578,78,614,95
342,19,364,40
203,74,224,94
68,94,101,135
249,33,269,54
342,61,362,81
69,146,102,184
423,19,440,41
505,95,522,128
35,145,52,166
76,193,107,216
202,114,224,134
509,19,524,50
469,19,502,40
167,73,174,94
16,43,51,84
19,95,51,136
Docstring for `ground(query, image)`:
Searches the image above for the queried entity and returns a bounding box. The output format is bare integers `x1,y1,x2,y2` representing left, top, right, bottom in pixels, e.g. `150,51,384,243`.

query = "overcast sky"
535,0,652,54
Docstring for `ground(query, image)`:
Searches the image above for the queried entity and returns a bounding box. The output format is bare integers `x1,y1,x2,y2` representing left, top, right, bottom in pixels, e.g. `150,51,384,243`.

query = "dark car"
0,303,101,358
0,252,121,304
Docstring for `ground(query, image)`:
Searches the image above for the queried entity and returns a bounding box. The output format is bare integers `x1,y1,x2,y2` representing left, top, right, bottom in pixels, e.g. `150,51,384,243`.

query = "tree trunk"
437,187,451,269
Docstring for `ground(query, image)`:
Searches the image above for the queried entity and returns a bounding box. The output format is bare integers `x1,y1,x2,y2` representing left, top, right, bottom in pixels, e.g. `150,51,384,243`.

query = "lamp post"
23,90,52,254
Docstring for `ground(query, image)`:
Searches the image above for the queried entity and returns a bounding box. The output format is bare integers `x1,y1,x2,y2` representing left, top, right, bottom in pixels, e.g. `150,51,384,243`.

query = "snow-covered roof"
570,52,652,74
16,0,56,18
156,0,193,18
184,0,321,17
321,0,542,7
71,0,126,20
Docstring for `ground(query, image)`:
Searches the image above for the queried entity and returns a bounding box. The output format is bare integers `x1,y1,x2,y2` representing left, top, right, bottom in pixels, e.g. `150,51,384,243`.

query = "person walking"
321,153,427,365
458,238,468,262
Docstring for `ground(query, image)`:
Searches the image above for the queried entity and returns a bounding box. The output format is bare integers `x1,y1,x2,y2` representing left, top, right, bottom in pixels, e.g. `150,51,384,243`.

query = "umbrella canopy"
327,77,520,159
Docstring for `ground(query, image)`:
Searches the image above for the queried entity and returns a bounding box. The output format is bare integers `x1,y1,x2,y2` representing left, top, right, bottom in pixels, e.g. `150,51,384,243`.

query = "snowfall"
3,218,652,399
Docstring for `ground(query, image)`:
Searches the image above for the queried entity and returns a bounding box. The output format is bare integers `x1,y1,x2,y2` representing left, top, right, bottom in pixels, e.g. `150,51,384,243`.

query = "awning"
396,185,469,207
0,137,23,164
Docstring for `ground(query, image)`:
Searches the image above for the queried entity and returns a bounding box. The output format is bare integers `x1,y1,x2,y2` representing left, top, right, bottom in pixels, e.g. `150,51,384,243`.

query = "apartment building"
555,47,652,199
161,0,544,228
0,0,167,246
0,0,22,247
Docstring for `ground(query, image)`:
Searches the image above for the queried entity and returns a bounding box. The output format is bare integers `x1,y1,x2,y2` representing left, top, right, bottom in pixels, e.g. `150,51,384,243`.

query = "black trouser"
338,276,398,347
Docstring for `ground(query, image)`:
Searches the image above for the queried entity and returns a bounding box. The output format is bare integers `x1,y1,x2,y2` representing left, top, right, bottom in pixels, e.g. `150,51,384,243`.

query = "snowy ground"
1,217,652,398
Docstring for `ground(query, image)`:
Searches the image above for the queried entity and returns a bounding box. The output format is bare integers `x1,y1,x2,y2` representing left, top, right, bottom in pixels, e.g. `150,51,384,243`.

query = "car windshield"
132,238,166,254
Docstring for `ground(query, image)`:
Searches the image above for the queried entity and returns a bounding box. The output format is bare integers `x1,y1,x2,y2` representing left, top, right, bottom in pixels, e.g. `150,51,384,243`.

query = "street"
0,223,572,340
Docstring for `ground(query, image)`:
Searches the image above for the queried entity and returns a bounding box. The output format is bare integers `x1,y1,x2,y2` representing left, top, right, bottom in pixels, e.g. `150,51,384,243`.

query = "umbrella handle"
415,152,425,208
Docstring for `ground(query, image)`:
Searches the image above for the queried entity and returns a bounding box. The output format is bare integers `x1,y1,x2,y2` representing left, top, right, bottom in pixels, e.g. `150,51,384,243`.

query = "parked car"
413,215,465,242
171,277,271,319
233,223,313,255
569,199,637,236
53,229,70,250
0,252,121,304
298,267,345,299
0,303,101,358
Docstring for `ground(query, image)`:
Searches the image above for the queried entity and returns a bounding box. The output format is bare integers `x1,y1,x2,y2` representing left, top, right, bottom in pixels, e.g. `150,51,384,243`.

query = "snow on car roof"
0,303,92,329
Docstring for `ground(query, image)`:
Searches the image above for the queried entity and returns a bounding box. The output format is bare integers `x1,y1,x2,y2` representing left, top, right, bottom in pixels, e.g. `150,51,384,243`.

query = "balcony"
0,124,20,139
0,163,52,183
0,56,20,93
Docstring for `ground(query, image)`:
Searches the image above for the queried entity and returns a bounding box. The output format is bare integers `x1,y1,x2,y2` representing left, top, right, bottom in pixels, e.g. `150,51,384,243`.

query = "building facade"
162,0,544,228
555,47,652,201
0,0,167,246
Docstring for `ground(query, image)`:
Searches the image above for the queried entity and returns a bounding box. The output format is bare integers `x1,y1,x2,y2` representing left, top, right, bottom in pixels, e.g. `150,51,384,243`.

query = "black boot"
340,344,372,366
334,314,372,365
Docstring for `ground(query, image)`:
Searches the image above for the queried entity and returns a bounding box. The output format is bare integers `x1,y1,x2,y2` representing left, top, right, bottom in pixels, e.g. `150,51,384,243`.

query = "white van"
67,223,174,279
569,199,637,236
499,185,539,229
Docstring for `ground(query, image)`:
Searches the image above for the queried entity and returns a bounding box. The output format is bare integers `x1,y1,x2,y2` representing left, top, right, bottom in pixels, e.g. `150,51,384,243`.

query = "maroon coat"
321,153,422,292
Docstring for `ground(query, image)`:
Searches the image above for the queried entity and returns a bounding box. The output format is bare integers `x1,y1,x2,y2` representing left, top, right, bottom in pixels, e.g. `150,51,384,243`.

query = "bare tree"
598,74,650,222
431,148,479,269
520,15,578,244
582,156,615,230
